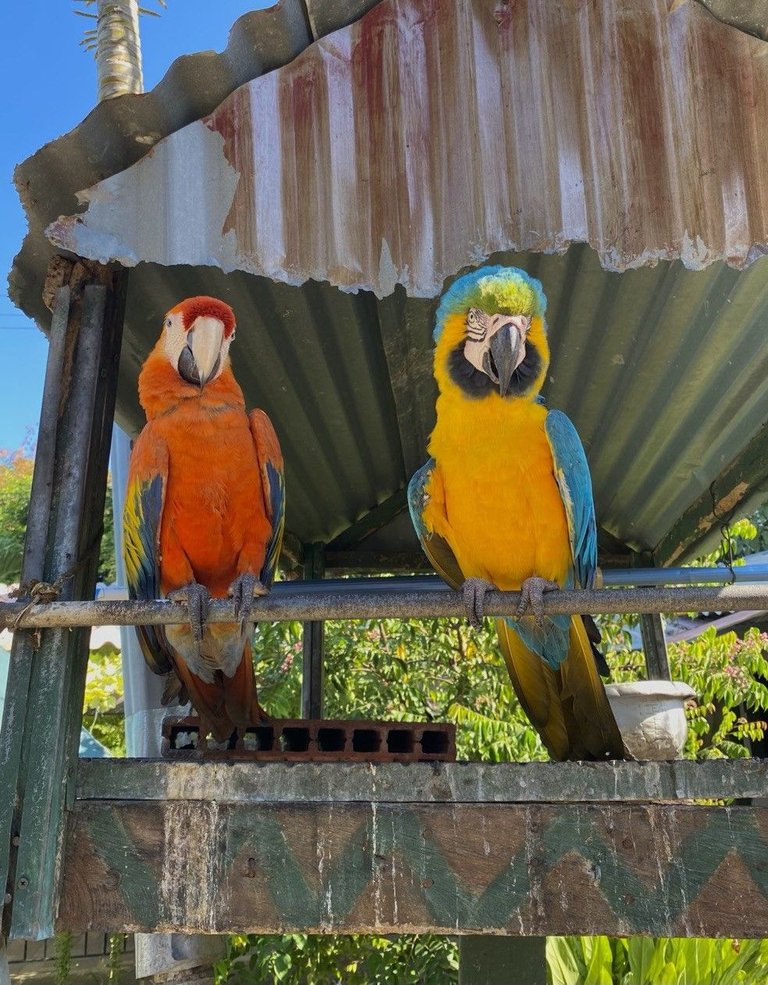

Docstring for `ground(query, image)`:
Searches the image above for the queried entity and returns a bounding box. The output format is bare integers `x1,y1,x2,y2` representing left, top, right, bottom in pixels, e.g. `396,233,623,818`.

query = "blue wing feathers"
124,471,173,675
407,459,433,545
544,410,597,590
259,460,285,587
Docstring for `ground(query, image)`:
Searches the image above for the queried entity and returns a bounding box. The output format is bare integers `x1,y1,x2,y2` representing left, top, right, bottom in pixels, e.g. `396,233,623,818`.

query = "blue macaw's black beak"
487,323,524,398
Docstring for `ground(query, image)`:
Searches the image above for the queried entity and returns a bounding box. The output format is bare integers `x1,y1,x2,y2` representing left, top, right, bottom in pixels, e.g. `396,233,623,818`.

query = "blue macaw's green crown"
434,265,548,340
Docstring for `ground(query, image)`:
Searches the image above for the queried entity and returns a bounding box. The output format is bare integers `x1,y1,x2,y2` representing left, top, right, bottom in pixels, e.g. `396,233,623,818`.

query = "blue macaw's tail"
496,615,627,761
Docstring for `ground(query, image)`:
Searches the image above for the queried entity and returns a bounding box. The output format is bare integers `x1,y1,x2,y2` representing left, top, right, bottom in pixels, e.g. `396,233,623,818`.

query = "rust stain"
693,481,751,535
48,0,768,298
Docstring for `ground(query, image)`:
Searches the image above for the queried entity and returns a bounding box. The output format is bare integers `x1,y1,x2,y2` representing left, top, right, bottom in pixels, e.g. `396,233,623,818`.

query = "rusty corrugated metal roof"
9,0,768,568
47,0,768,294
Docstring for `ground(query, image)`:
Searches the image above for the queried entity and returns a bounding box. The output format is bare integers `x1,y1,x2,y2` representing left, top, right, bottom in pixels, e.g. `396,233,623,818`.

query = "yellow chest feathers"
425,394,572,587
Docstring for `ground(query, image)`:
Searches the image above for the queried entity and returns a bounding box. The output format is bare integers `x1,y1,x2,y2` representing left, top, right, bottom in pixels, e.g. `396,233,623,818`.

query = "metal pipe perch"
3,581,768,629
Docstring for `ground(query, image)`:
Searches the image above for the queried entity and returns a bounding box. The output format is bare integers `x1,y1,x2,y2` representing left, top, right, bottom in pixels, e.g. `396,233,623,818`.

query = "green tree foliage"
83,646,126,754
223,933,457,985
0,449,116,586
0,451,34,583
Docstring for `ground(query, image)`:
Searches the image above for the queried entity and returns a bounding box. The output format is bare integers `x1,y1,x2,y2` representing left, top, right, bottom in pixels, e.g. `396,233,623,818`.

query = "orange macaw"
123,296,285,740
409,266,626,760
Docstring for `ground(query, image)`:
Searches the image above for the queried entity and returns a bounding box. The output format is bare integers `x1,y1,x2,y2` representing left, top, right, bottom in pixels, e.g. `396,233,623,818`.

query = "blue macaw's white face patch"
463,310,531,392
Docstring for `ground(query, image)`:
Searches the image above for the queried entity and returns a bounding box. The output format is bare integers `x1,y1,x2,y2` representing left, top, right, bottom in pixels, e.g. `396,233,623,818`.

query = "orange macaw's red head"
169,296,236,339
139,295,244,420
161,295,237,388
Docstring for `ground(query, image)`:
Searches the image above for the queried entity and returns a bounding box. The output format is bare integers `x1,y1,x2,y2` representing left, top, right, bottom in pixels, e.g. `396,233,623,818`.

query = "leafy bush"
0,448,116,586
223,934,458,985
547,936,768,985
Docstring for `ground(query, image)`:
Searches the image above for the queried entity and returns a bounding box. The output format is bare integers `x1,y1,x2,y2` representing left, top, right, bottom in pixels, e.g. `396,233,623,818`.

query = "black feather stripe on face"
448,340,543,398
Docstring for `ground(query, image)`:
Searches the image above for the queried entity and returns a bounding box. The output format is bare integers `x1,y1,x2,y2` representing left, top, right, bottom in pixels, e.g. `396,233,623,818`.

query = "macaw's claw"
515,576,560,626
228,572,268,633
169,582,211,646
462,577,496,628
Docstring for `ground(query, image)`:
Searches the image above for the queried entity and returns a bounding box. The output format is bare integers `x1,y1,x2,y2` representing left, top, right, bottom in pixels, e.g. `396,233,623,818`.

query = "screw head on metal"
17,876,28,889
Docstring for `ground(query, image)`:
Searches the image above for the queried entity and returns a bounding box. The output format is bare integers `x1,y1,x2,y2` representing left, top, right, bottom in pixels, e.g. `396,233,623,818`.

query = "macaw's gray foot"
228,572,268,633
462,577,496,628
169,581,211,647
516,576,560,625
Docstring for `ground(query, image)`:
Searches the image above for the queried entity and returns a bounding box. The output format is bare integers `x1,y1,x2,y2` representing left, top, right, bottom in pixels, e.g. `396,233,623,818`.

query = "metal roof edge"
8,0,385,331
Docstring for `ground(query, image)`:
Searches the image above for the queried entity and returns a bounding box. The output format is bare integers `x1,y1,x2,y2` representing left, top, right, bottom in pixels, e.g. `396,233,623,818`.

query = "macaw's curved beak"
177,316,224,387
487,322,526,398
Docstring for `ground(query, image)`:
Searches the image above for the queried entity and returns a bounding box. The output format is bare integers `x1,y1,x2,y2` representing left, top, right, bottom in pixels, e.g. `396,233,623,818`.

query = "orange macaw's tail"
171,642,268,742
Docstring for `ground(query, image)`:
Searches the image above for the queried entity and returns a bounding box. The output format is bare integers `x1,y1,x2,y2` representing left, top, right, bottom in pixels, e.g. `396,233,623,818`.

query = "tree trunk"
96,0,143,100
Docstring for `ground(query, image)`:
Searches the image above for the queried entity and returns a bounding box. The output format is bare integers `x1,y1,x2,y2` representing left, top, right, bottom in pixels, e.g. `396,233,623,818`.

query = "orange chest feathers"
153,405,266,589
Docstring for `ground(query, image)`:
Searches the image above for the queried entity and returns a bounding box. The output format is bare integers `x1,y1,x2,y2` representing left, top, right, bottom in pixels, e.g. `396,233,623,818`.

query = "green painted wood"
0,937,9,985
459,937,546,985
74,758,768,805
58,801,768,936
7,270,127,941
0,287,72,923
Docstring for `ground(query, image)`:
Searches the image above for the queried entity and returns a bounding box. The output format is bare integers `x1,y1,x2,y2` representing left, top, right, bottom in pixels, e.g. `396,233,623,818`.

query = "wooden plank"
7,267,127,941
459,937,546,985
75,758,768,805
57,801,768,936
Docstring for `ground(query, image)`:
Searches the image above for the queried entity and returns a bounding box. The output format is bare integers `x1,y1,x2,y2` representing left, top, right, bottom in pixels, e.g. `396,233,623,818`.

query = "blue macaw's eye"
466,308,486,340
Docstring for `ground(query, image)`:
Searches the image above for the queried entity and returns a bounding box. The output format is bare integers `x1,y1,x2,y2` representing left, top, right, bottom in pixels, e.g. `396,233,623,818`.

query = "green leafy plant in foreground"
547,936,768,985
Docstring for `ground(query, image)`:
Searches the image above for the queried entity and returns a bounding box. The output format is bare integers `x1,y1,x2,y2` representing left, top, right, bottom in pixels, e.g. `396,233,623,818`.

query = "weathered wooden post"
0,259,126,939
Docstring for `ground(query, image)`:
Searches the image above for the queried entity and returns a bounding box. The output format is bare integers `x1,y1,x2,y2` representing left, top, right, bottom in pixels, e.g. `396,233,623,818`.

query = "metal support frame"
633,554,672,680
301,542,325,719
640,612,672,680
0,262,127,940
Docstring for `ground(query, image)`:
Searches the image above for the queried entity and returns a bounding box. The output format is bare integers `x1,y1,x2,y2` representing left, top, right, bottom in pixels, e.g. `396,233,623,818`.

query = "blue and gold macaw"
409,266,626,760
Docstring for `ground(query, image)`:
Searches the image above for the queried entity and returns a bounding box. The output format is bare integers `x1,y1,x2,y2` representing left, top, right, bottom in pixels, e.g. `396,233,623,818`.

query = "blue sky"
1,0,271,454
